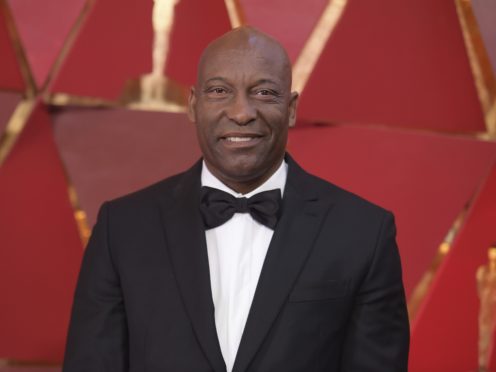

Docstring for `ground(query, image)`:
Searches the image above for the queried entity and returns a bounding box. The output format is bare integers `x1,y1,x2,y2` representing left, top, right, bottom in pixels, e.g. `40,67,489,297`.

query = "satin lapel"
232,158,334,372
159,161,226,372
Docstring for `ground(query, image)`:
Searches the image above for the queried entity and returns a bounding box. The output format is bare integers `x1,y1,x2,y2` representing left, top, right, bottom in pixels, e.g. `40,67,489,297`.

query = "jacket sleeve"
63,202,129,372
340,212,410,371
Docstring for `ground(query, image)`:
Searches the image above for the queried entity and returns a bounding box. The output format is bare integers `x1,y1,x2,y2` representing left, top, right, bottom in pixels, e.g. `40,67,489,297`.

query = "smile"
225,137,256,142
219,133,264,148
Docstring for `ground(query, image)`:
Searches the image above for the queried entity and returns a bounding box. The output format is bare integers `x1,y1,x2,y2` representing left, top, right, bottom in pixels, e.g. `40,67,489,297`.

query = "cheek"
268,120,289,143
195,119,216,141
262,107,290,130
195,127,211,154
195,114,222,141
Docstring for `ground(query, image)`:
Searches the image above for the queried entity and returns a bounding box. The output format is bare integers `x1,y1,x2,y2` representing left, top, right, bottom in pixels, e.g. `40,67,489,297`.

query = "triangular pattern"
297,0,486,132
0,91,21,136
8,0,86,87
238,0,328,63
164,0,232,86
49,0,231,101
410,163,496,371
52,108,200,225
0,102,83,362
0,2,25,91
0,0,495,367
471,0,496,75
288,123,496,296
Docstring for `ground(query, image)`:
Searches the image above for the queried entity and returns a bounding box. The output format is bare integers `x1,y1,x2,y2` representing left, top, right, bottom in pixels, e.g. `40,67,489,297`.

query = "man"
64,27,409,371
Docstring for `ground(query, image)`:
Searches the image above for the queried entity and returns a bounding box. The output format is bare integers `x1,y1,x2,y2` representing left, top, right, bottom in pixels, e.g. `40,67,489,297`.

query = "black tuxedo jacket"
63,155,409,372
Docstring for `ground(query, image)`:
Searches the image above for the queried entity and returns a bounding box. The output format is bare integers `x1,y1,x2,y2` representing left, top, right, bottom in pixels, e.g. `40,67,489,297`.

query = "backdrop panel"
8,0,86,87
52,108,200,226
297,0,486,132
164,0,232,87
409,163,496,372
472,0,496,76
238,0,328,63
0,91,21,136
0,2,24,91
0,102,83,363
49,0,231,100
287,123,496,296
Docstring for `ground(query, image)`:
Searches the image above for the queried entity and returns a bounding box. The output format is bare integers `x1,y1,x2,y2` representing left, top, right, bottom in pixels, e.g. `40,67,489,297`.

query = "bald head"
196,27,293,90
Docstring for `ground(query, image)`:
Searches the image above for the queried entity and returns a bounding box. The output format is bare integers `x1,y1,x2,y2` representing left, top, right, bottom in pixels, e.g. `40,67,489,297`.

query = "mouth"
225,136,257,142
219,133,264,148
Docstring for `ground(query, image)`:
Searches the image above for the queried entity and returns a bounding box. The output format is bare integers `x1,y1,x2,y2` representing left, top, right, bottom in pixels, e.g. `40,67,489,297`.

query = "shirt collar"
201,160,288,198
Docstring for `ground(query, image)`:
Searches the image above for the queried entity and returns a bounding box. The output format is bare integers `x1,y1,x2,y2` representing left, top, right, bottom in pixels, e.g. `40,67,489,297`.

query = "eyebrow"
203,77,280,86
204,77,228,85
253,78,279,86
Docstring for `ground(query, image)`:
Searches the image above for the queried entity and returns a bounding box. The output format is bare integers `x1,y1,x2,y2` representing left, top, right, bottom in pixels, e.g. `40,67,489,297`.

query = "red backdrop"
1,0,495,370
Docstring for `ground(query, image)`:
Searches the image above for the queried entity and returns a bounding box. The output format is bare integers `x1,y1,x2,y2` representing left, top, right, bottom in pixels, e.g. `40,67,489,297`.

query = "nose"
226,93,256,125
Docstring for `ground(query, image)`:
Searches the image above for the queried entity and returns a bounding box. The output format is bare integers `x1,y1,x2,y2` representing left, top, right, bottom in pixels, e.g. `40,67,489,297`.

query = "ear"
288,91,299,127
187,86,196,123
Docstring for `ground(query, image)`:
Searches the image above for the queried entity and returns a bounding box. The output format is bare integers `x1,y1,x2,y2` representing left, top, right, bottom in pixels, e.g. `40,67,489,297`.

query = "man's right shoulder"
100,168,191,217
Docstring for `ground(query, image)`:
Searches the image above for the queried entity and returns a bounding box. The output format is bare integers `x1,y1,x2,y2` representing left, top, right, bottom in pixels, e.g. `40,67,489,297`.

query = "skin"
188,27,299,194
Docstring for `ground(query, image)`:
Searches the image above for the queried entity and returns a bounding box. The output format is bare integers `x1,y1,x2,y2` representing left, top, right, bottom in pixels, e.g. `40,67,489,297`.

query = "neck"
224,177,270,195
205,159,284,195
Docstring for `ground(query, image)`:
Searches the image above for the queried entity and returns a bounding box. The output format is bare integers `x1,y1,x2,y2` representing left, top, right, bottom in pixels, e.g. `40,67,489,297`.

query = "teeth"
226,137,253,142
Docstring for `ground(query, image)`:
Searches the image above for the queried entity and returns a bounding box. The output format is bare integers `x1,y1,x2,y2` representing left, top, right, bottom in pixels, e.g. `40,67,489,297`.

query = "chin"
223,166,259,180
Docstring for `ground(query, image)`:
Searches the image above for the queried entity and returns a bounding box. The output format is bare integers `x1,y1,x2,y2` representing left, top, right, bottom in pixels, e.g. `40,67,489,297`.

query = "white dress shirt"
201,161,288,372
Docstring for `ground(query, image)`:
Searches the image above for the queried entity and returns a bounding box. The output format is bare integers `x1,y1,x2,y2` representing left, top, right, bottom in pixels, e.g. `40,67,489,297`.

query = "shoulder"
288,155,393,225
110,172,183,207
100,161,198,219
310,172,390,217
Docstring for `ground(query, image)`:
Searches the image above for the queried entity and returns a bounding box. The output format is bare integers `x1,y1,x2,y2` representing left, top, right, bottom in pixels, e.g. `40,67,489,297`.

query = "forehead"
198,43,290,86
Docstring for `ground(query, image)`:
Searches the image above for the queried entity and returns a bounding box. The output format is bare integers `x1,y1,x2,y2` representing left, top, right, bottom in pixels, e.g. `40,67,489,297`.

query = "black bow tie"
199,186,282,230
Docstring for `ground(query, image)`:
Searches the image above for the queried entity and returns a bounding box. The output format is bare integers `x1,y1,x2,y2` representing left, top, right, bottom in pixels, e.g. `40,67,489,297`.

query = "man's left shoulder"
287,154,391,220
302,170,392,222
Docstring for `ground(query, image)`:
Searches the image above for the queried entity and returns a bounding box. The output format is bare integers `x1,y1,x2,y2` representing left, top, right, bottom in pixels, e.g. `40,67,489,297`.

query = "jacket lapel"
159,161,226,372
232,157,334,372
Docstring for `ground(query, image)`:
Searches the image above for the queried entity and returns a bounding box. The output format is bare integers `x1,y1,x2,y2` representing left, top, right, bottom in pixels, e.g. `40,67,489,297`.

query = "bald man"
64,27,409,372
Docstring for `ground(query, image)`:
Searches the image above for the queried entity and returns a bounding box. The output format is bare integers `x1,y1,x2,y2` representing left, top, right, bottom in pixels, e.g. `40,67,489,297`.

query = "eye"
205,86,229,95
253,88,280,101
256,89,274,96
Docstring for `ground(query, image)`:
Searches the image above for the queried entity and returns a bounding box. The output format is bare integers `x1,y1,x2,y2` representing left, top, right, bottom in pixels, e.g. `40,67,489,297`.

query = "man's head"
188,27,298,194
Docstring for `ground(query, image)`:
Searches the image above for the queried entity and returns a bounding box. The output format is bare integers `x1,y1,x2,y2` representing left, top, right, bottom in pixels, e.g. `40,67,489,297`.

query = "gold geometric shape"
224,0,246,28
455,0,496,137
291,0,349,95
0,98,36,167
222,0,349,109
66,181,91,248
476,244,496,371
408,206,468,323
121,74,188,113
44,0,190,114
0,0,36,97
121,0,188,112
42,0,95,95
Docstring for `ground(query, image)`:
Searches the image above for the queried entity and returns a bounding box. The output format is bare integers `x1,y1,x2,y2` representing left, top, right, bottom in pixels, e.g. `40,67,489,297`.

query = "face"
188,38,298,193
